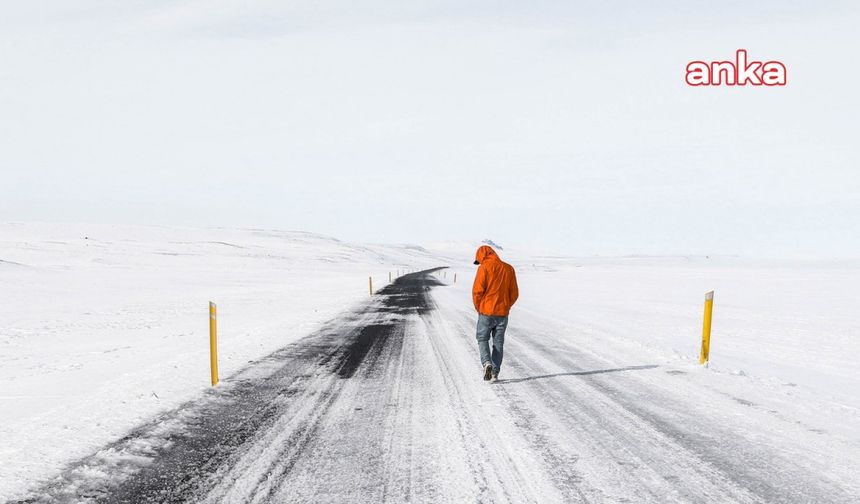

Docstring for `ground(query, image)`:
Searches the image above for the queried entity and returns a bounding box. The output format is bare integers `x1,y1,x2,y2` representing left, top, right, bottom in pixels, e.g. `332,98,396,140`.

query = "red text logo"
686,49,786,86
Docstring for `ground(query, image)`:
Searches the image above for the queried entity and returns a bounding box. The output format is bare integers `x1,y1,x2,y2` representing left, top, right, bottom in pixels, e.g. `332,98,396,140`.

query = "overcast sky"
1,1,858,257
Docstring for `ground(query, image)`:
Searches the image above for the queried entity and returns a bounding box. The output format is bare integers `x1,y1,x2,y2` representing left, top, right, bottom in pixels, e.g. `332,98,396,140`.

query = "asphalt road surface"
13,269,858,503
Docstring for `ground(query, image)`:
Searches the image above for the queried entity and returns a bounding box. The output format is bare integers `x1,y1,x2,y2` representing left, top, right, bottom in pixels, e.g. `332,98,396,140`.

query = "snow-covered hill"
0,222,454,498
2,223,860,500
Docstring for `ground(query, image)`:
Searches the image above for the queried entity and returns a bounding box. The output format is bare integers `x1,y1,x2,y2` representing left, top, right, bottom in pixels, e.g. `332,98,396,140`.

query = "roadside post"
700,291,714,365
369,276,373,295
209,302,219,386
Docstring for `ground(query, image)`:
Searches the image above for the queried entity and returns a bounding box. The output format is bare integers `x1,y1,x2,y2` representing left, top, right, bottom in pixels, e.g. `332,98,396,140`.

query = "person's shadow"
496,364,659,384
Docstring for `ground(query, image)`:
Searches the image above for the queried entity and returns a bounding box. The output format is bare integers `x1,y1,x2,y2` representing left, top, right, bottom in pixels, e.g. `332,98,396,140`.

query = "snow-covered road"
14,269,859,503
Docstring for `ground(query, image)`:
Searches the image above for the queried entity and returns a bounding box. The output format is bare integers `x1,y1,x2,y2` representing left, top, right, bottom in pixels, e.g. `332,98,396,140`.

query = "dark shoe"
482,363,493,381
490,373,498,383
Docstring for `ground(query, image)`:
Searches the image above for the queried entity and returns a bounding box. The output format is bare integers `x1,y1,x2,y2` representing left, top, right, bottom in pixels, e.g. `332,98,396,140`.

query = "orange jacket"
472,246,519,316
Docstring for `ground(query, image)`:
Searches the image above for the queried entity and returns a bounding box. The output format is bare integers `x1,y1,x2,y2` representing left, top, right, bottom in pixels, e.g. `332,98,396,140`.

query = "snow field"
2,223,859,501
0,222,450,500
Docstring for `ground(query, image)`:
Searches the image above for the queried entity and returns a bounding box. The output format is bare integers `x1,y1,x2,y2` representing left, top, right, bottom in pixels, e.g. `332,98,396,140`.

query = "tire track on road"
513,319,857,504
13,271,445,504
431,291,858,504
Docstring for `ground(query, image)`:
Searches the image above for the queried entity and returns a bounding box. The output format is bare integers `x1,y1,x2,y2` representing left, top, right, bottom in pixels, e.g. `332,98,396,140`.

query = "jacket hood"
473,245,498,265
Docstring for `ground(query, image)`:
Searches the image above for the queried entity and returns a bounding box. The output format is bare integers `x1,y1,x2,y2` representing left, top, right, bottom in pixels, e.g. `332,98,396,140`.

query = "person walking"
472,245,519,383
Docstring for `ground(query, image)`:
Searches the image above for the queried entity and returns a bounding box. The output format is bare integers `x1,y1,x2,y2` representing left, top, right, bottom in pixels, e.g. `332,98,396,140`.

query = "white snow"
2,223,860,500
506,255,860,416
434,257,860,500
0,222,451,500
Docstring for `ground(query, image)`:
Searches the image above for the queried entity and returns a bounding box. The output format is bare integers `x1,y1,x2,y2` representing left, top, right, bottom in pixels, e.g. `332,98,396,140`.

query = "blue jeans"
476,314,508,374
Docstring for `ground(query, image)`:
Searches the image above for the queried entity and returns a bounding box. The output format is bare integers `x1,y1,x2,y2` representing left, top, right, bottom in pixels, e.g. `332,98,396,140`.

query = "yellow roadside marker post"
209,302,219,386
369,276,373,295
700,291,714,365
